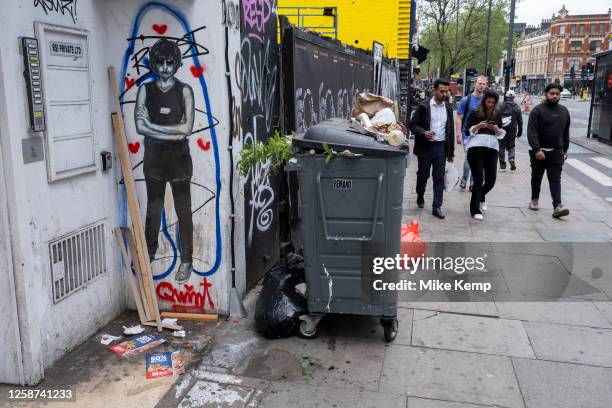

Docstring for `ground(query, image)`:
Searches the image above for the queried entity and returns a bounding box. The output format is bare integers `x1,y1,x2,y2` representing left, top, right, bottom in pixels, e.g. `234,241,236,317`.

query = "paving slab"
594,301,612,325
380,345,525,408
513,358,612,408
411,310,535,358
177,380,255,408
399,301,499,317
495,301,611,328
408,397,497,408
524,321,612,367
257,381,407,408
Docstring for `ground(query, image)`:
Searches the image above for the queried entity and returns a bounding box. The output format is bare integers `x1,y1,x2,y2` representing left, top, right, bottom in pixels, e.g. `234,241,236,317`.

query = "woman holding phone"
465,91,505,220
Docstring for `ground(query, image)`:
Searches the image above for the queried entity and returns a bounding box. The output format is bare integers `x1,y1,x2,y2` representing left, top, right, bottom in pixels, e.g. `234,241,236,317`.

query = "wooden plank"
114,227,147,324
142,321,183,331
123,226,153,321
161,312,219,322
108,66,162,332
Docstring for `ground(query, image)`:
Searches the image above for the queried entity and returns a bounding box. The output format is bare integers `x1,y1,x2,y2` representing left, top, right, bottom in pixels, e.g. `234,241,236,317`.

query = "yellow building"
277,0,411,59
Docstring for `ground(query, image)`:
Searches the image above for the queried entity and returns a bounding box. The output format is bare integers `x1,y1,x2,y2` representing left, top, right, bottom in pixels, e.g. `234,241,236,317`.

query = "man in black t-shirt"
135,39,196,283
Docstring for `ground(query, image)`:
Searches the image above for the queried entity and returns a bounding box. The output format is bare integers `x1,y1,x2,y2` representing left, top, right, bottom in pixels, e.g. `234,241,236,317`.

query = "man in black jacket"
408,79,455,219
499,90,523,171
527,83,570,218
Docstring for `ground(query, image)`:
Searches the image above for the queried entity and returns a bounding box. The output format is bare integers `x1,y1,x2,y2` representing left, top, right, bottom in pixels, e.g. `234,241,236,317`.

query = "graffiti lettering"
236,38,277,133
231,96,242,139
242,0,272,44
222,0,240,30
34,0,77,24
380,64,399,103
156,277,215,311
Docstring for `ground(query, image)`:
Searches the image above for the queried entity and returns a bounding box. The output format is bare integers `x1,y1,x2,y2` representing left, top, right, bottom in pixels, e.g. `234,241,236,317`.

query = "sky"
515,0,612,26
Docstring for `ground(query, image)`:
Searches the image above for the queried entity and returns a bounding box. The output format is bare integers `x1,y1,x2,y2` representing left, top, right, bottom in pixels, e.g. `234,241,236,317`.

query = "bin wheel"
298,320,319,339
381,317,398,342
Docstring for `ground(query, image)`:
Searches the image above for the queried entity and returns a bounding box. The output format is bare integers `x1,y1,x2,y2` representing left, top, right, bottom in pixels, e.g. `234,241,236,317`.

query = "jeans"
145,177,193,263
416,141,446,209
467,147,498,216
498,134,516,163
529,148,564,208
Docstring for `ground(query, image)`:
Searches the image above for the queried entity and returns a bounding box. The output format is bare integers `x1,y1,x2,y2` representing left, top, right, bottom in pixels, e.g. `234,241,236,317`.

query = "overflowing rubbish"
172,330,186,338
145,350,185,379
110,334,166,357
255,253,307,339
100,334,121,346
122,325,145,336
350,92,407,149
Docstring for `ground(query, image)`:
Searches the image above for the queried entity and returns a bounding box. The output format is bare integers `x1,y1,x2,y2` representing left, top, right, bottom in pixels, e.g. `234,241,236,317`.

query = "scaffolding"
278,6,338,39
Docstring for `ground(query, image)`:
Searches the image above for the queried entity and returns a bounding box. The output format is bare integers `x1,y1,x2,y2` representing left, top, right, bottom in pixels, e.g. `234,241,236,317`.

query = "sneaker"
417,195,424,209
460,177,467,189
432,207,446,219
528,199,539,211
499,162,506,172
510,160,516,171
480,202,488,212
473,214,484,221
552,205,570,218
175,262,193,283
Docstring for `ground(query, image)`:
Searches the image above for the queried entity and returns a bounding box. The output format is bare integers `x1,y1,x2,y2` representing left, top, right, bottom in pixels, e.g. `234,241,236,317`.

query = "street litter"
100,334,121,346
294,283,307,298
162,318,178,325
110,334,166,357
350,92,407,148
172,330,186,338
400,220,427,261
122,325,145,335
146,350,185,379
255,253,306,338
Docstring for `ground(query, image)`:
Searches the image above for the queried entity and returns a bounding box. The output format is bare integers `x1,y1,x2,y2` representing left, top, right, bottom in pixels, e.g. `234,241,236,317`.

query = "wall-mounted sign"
49,41,82,57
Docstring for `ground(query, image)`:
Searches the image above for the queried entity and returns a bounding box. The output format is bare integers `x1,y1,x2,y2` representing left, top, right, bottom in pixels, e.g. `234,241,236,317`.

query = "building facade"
516,29,550,94
277,0,412,59
548,6,611,87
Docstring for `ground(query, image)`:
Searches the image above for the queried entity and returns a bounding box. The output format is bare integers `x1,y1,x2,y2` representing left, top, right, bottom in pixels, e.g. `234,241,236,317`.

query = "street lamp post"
484,0,492,81
504,0,516,92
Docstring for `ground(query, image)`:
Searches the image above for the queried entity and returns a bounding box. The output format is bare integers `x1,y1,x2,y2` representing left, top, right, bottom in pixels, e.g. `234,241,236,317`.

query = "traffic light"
586,62,594,76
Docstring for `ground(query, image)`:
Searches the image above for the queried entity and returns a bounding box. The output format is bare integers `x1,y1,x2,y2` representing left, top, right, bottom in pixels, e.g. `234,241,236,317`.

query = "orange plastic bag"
400,219,427,260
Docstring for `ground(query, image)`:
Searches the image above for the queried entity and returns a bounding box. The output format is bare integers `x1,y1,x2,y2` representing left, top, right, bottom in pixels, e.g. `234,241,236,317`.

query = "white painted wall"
0,0,246,384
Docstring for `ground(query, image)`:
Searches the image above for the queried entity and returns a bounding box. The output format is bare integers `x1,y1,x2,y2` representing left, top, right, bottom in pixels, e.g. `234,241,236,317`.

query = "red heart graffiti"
190,64,205,77
197,138,211,151
125,76,135,89
128,141,140,154
152,24,168,35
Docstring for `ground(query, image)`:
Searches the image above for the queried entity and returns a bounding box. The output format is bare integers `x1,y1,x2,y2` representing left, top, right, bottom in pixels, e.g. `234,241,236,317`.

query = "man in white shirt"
408,79,456,219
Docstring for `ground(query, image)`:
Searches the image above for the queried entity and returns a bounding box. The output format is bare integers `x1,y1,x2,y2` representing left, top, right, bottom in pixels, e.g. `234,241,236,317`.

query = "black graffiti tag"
34,0,77,24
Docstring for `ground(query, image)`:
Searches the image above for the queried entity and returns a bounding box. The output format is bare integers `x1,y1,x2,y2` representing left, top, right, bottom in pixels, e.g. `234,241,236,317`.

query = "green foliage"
322,143,335,165
237,131,294,177
419,0,518,78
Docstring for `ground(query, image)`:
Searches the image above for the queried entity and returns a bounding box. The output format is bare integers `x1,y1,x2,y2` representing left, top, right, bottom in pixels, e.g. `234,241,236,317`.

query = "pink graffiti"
243,0,272,44
156,277,215,311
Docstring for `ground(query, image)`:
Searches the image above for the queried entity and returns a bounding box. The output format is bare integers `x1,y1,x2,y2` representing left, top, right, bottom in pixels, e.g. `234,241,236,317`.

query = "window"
590,40,603,53
559,25,565,35
568,59,580,71
555,59,563,72
579,24,585,34
558,41,564,53
570,24,576,34
570,41,582,51
591,24,597,34
600,23,606,33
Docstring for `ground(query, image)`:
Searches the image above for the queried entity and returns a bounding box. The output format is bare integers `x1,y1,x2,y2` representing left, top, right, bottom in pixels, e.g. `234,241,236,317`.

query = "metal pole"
505,0,516,92
484,0,492,81
455,0,459,73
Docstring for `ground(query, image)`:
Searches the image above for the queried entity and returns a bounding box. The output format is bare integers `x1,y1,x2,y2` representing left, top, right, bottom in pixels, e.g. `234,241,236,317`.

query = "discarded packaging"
357,113,373,129
255,253,306,338
350,93,393,119
122,325,145,335
110,334,166,357
146,350,185,379
173,330,186,338
386,130,406,147
294,282,307,298
100,334,121,346
371,107,396,125
162,318,178,325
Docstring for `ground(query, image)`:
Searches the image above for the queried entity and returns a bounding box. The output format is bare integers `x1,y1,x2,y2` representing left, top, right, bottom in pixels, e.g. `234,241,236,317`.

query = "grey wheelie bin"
287,118,408,342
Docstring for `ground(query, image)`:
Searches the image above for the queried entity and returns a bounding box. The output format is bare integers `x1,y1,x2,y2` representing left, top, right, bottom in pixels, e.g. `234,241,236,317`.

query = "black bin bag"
255,253,306,338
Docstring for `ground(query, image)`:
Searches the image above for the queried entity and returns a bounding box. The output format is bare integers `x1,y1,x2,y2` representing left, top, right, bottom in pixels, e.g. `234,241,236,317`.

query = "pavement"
6,98,612,408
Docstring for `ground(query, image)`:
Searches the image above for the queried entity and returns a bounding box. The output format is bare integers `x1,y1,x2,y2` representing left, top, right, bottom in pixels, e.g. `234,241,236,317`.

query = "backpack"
460,94,472,134
501,101,518,134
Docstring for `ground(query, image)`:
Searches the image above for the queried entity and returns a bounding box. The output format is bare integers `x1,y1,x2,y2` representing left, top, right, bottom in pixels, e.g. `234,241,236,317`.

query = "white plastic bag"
444,162,459,193
371,108,396,125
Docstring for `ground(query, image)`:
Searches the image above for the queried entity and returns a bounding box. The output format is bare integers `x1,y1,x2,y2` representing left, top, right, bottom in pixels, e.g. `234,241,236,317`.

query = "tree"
418,0,518,79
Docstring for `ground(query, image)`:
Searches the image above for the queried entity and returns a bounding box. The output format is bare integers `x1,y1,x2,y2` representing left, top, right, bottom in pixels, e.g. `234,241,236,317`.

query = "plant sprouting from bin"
237,131,294,177
322,143,335,165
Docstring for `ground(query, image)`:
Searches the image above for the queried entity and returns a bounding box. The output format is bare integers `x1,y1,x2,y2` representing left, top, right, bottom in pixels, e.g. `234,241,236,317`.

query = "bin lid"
293,118,408,157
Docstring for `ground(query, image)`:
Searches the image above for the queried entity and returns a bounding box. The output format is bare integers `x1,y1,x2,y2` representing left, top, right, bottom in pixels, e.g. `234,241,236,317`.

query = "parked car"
560,88,572,99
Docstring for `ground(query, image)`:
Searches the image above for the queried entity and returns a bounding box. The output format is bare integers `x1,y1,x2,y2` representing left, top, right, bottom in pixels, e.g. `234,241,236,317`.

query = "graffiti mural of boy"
135,39,195,284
